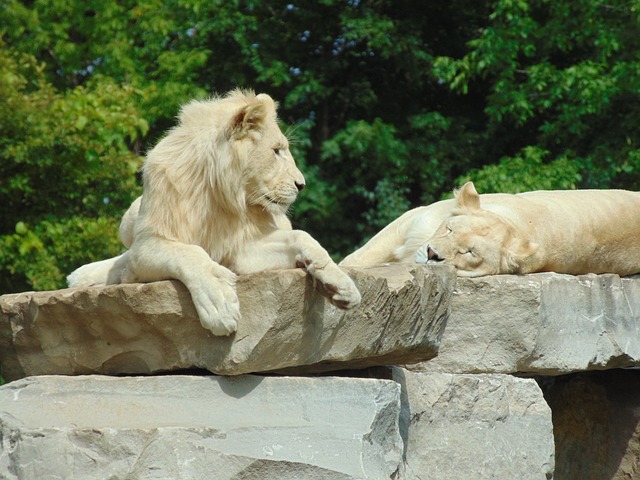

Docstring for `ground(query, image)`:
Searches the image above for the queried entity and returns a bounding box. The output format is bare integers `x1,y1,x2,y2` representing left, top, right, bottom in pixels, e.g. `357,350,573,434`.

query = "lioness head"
416,182,536,276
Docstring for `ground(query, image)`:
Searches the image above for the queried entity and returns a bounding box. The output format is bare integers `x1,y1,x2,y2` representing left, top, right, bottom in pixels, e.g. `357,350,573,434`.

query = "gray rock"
0,264,454,381
0,374,403,480
413,273,640,375
392,368,554,480
545,369,640,480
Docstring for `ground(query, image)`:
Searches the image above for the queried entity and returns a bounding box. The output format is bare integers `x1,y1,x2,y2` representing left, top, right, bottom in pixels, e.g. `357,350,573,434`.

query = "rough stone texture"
0,264,454,381
392,368,554,480
0,374,402,480
544,369,640,480
412,273,640,375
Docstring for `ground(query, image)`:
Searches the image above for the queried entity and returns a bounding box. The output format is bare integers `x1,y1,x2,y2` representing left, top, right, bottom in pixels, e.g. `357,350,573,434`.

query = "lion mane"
124,90,290,264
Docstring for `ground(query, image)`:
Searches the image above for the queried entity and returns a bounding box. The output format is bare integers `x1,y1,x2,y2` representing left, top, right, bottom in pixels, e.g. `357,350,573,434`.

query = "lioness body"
69,90,361,335
341,182,640,277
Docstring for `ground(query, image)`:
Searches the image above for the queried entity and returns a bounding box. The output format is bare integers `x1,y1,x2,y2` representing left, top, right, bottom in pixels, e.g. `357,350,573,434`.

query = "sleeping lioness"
341,181,640,277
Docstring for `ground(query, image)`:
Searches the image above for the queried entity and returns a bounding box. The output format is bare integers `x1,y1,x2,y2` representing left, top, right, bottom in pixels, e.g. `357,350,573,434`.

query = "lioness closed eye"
68,90,361,335
341,181,640,277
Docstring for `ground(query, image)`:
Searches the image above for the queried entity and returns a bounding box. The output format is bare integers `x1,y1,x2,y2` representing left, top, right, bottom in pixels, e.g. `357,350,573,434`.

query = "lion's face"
416,213,514,276
244,119,305,214
415,182,536,276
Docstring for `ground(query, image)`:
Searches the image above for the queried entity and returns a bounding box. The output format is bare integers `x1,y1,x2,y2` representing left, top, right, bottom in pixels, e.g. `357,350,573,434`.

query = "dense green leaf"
1,0,639,293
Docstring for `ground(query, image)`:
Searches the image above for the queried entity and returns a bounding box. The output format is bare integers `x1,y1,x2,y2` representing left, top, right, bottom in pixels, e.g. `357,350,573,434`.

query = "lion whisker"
284,122,306,145
249,190,271,205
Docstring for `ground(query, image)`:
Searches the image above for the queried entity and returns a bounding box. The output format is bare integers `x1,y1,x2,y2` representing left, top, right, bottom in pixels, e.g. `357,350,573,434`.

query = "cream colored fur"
341,181,640,277
68,90,361,335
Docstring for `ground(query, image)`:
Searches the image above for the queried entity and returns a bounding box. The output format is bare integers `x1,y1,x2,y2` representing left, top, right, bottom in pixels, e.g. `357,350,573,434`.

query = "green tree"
2,0,639,293
434,0,640,193
0,43,144,291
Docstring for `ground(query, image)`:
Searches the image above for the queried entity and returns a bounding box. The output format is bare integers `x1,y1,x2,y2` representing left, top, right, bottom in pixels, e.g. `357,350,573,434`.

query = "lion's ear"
256,93,278,110
229,102,268,139
454,182,481,212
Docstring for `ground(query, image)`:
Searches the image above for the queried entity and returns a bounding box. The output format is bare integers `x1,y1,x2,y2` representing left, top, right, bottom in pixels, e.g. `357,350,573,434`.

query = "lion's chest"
199,217,276,266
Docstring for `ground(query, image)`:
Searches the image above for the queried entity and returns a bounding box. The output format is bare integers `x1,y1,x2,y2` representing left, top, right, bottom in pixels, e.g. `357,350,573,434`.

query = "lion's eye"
465,250,476,256
446,226,453,234
273,148,282,156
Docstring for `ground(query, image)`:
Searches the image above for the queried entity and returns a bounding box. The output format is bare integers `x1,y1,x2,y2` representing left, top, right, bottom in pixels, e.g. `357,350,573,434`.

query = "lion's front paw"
314,265,362,310
189,275,241,336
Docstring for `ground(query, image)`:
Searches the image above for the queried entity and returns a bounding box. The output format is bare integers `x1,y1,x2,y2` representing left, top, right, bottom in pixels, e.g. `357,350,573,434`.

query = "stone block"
393,368,554,480
0,264,454,381
413,273,640,375
0,374,403,480
545,369,640,480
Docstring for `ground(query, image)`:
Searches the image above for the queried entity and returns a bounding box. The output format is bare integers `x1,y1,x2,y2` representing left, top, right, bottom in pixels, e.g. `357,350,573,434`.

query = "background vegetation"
2,0,640,294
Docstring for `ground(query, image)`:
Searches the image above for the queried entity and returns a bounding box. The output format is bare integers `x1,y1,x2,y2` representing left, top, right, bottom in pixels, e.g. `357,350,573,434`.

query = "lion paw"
314,265,362,310
189,275,241,336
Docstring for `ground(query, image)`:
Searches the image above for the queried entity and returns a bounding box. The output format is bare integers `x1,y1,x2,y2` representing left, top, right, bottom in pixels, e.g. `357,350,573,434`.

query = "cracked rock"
393,368,555,480
0,264,454,381
410,273,640,375
0,374,403,480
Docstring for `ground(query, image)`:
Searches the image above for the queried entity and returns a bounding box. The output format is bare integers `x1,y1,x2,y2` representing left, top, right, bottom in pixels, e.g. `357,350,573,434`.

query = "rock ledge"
0,264,455,381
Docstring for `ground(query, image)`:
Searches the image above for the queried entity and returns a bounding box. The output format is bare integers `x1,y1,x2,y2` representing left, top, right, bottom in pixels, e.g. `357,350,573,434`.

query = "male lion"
341,181,640,277
68,90,361,335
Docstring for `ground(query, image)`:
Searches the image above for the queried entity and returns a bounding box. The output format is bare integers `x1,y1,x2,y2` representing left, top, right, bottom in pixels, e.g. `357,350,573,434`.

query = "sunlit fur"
342,181,640,277
133,89,305,267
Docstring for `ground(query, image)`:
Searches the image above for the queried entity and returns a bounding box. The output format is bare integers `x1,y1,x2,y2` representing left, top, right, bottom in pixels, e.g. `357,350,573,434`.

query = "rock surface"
5,267,639,480
0,374,403,480
393,369,555,480
413,273,640,375
545,369,640,480
0,264,454,381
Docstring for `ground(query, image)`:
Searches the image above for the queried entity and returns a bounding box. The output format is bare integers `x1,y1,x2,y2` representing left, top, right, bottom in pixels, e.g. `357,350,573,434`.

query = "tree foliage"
1,0,639,293
0,40,143,292
434,0,640,191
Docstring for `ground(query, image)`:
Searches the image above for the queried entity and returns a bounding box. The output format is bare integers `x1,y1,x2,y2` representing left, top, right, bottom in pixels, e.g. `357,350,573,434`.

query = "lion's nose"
427,246,442,262
295,181,305,192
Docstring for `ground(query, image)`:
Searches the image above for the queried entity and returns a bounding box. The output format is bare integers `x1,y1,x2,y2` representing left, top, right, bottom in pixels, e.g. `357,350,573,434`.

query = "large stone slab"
0,374,403,480
393,368,554,480
545,369,640,480
412,273,640,375
0,264,454,381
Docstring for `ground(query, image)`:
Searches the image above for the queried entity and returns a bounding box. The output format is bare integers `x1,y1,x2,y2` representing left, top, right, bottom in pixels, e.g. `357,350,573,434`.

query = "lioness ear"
503,238,538,273
454,182,481,212
229,102,268,139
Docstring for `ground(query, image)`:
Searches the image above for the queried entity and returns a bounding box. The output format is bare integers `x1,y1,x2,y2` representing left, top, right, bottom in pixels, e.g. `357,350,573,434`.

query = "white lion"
68,90,361,335
341,181,640,277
